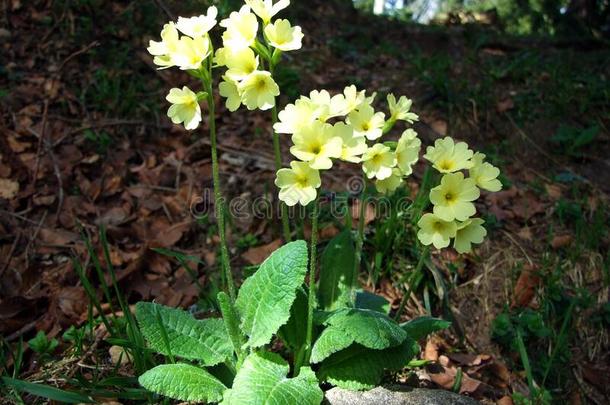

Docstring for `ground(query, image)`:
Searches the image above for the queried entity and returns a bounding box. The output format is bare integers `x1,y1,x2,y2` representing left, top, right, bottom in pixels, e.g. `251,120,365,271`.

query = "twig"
32,100,49,184
57,41,100,72
24,210,48,266
0,231,20,278
153,0,175,20
6,320,38,341
44,138,65,222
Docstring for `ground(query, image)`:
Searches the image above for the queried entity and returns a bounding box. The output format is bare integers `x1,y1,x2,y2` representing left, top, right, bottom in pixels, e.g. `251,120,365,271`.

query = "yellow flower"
220,6,258,50
333,122,367,163
469,153,502,192
348,104,385,140
290,121,342,169
361,143,396,180
264,19,303,51
307,89,347,122
223,48,259,81
275,161,321,207
166,86,202,130
429,172,480,221
453,218,487,253
148,22,180,69
341,85,367,114
172,35,211,70
395,129,421,176
238,70,279,110
375,168,403,195
423,136,474,173
387,94,418,123
175,7,218,38
273,98,320,134
417,213,458,249
245,0,290,24
218,77,242,112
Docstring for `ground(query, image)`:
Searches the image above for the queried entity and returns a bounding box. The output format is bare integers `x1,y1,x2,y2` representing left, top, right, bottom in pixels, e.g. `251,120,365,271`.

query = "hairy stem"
304,196,320,367
351,175,367,305
205,78,236,301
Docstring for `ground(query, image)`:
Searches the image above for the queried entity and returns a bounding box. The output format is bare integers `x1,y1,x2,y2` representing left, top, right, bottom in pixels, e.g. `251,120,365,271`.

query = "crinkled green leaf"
278,287,308,352
235,240,309,348
310,326,354,363
138,364,226,402
354,290,390,314
318,231,355,310
401,316,451,341
221,352,323,405
135,302,232,365
318,338,419,391
325,308,407,350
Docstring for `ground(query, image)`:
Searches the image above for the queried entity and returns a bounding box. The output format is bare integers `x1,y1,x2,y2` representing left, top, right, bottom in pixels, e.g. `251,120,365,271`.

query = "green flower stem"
217,291,245,369
203,75,236,301
269,63,292,242
304,195,320,367
394,245,430,320
350,175,367,305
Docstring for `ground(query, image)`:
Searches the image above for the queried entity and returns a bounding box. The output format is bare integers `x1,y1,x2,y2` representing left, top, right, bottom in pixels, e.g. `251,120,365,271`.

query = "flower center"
371,154,382,164
257,79,267,90
432,221,444,232
296,176,309,187
309,143,322,155
362,123,370,131
439,160,453,171
444,192,455,203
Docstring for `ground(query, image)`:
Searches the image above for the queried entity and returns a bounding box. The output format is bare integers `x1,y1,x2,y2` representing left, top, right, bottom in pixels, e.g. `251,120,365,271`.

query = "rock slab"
325,387,480,405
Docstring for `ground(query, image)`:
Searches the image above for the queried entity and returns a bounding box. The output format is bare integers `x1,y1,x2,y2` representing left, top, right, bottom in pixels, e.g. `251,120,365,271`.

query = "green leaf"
235,240,309,348
221,352,323,405
318,231,355,310
317,338,419,390
325,308,407,350
279,287,308,352
354,290,390,314
310,326,354,363
1,377,93,404
401,316,451,341
139,364,226,402
135,302,232,365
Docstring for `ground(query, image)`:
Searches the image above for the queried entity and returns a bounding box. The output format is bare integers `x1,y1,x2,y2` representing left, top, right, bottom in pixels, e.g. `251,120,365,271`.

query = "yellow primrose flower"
275,161,321,207
264,19,303,51
290,121,342,169
417,213,458,249
469,153,502,192
273,98,320,134
429,172,480,221
387,94,419,123
340,85,367,114
245,0,290,24
238,70,279,110
395,129,421,176
361,143,396,180
172,35,211,70
375,168,403,195
166,86,202,130
220,6,258,50
348,104,385,140
223,48,259,81
453,218,487,254
307,90,347,122
218,77,242,112
175,7,218,38
148,22,180,69
423,136,474,173
333,122,367,163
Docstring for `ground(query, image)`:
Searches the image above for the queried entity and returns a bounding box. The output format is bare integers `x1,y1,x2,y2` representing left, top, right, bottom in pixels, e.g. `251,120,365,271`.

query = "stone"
324,386,480,405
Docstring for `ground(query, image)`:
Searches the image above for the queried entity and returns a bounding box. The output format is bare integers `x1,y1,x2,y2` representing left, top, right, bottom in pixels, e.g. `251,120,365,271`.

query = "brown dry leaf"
517,226,533,241
319,225,339,240
496,98,514,113
551,234,573,249
430,119,448,136
0,178,19,199
56,287,87,322
447,353,491,367
243,239,282,265
109,345,131,366
512,264,540,308
151,221,191,248
424,339,439,361
39,228,79,245
497,396,514,405
545,184,562,200
351,200,376,226
426,364,483,394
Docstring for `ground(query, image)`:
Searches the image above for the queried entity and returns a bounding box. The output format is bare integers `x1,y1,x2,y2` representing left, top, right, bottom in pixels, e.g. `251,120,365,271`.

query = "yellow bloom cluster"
275,88,420,206
217,3,302,112
417,137,502,253
147,1,302,129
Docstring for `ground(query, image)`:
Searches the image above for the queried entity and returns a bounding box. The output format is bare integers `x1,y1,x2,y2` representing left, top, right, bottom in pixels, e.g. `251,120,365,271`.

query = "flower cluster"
147,1,303,129
417,137,502,253
275,88,421,206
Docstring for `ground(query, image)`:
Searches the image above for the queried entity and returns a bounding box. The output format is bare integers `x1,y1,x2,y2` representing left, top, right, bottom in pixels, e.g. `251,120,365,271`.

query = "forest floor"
1,0,609,404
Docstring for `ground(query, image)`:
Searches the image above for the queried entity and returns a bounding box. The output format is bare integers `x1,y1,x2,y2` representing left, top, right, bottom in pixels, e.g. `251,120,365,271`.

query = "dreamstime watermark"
190,176,416,221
